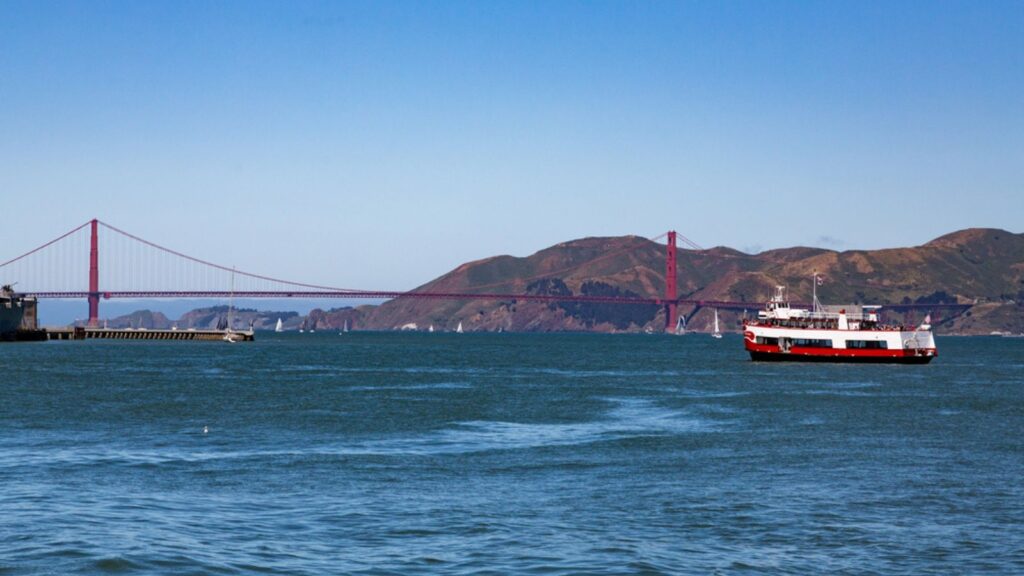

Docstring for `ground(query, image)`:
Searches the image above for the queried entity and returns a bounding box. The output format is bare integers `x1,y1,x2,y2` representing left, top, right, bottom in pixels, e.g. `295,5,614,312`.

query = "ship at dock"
743,280,937,364
1,285,39,339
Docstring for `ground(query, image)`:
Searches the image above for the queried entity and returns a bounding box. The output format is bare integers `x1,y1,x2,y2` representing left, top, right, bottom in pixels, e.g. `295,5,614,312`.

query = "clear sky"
3,1,1022,291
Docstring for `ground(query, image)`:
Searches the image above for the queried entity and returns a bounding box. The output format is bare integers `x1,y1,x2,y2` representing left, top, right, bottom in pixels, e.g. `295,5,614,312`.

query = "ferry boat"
743,281,937,364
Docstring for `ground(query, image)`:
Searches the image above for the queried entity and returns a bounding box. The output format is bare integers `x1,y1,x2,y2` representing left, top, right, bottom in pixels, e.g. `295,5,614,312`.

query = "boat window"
756,337,778,345
846,340,888,349
791,338,833,348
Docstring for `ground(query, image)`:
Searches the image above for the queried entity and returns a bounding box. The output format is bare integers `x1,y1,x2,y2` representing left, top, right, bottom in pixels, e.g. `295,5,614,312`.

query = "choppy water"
2,333,1023,574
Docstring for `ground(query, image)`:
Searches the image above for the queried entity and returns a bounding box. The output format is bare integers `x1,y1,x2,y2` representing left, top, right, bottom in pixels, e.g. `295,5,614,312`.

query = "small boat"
222,267,250,343
674,314,686,335
428,324,434,333
339,319,349,335
456,321,464,334
712,308,723,339
275,318,283,332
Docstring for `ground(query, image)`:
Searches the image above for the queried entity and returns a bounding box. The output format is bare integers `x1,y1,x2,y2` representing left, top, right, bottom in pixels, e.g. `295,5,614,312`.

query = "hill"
80,228,1024,335
357,228,1024,334
83,306,301,331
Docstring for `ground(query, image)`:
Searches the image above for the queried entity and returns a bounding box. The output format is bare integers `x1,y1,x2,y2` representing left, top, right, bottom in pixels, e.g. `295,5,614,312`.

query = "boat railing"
806,310,872,320
771,310,876,322
746,318,917,332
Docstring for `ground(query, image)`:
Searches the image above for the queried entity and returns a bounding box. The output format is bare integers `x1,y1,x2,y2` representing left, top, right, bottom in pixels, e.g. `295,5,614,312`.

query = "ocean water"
1,333,1022,575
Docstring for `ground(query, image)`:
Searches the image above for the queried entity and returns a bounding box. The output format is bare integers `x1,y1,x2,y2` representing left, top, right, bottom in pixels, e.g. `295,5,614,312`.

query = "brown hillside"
358,229,1024,334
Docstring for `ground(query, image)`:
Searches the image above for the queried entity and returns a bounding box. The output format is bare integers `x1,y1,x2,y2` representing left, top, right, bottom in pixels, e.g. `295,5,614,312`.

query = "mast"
227,266,235,332
812,271,822,314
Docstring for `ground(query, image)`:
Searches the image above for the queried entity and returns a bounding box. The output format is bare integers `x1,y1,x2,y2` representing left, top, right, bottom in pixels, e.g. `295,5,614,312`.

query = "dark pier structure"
43,328,254,342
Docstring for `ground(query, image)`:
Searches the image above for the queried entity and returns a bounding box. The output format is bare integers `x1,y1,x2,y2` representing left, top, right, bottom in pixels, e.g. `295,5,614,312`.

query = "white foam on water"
345,382,472,391
344,397,716,456
0,399,720,466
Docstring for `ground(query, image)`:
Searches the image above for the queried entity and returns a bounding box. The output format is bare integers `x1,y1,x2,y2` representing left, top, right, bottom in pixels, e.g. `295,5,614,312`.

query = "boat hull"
1,299,26,334
748,349,934,364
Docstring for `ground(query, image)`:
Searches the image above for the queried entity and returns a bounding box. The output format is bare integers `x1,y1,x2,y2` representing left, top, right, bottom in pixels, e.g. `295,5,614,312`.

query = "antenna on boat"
812,271,824,314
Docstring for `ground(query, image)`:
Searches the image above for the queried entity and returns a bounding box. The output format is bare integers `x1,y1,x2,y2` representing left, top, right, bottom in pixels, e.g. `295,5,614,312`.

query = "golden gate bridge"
1,219,968,329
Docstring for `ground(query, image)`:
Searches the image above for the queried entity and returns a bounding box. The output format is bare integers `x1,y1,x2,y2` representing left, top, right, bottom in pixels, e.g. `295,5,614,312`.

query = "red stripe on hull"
744,342,936,364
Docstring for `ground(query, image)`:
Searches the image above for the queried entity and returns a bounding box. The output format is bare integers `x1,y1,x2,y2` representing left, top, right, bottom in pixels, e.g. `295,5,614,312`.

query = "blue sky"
3,1,1022,294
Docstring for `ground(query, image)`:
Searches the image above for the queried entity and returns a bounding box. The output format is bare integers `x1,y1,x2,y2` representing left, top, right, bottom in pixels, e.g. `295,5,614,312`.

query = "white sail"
456,321,464,334
275,318,283,332
712,308,723,339
675,314,686,335
343,319,349,333
428,324,434,333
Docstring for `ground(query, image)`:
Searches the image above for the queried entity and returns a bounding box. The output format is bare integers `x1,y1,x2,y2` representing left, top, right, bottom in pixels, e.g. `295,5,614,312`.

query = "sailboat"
299,319,305,334
428,324,434,333
275,318,283,333
675,314,686,335
339,319,349,335
456,321,464,334
711,308,723,339
223,268,243,343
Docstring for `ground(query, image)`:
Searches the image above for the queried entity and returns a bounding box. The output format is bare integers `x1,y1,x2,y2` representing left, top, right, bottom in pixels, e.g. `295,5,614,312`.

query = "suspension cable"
97,220,361,293
0,220,92,268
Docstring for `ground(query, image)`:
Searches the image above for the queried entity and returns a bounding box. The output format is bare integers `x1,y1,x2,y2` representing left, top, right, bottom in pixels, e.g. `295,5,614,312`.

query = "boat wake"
0,399,721,467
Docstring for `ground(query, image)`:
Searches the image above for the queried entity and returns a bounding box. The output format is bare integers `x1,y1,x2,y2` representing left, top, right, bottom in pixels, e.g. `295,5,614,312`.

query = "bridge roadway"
23,290,971,314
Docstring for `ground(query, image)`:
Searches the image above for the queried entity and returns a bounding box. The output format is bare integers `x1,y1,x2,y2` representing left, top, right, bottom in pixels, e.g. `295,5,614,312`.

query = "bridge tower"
665,230,677,331
88,218,99,327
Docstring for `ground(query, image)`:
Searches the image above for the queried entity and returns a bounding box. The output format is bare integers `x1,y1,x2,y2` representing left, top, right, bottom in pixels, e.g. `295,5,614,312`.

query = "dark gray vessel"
1,285,30,334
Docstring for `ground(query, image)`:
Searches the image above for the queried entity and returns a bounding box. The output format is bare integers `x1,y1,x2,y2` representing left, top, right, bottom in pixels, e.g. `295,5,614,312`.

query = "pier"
39,327,254,342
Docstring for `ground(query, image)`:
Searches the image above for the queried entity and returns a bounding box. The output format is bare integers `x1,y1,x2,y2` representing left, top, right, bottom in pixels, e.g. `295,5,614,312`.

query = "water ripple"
1,334,1021,575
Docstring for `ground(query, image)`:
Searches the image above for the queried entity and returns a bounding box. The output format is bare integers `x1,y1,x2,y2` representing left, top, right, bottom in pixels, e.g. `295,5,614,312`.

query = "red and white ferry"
743,283,937,364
